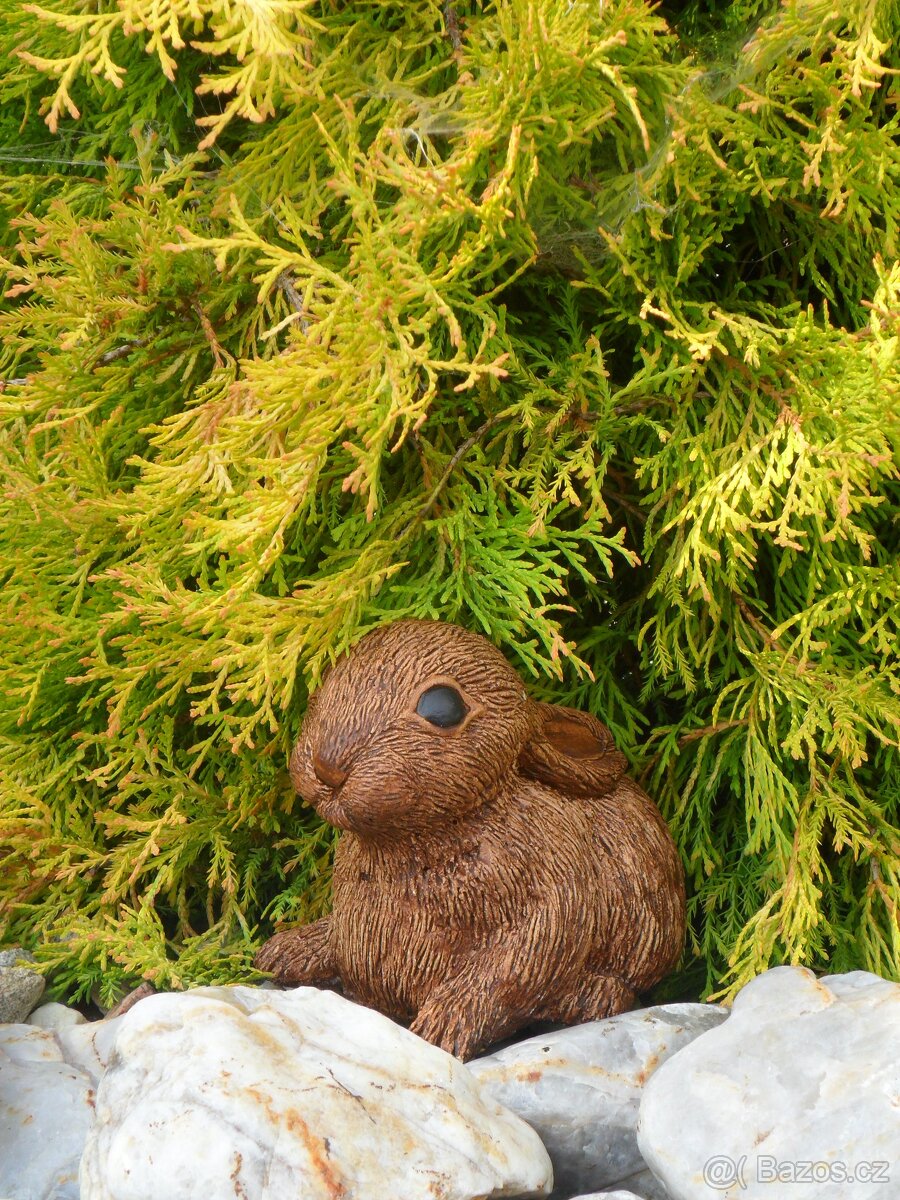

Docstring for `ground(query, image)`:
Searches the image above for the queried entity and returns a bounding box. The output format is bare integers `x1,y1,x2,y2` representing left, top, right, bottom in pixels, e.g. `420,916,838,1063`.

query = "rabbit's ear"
519,703,628,796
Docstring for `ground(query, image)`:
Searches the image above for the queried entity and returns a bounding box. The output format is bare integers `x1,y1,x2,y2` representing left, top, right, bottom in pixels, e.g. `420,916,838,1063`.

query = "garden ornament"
255,619,685,1060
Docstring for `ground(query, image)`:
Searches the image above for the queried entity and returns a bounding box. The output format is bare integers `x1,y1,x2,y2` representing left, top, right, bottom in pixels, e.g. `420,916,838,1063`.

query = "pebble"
610,1169,671,1199
567,1193,648,1200
26,1002,87,1031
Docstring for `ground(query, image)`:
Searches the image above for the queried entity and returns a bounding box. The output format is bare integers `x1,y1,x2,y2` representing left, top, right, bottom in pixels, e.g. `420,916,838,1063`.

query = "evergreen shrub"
0,0,897,1007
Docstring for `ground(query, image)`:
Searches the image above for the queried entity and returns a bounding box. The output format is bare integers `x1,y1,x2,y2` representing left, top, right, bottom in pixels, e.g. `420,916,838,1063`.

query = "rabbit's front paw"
254,917,337,986
409,996,485,1061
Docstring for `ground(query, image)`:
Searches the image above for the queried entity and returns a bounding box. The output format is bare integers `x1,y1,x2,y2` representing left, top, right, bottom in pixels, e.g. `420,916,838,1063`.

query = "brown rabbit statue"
255,619,685,1060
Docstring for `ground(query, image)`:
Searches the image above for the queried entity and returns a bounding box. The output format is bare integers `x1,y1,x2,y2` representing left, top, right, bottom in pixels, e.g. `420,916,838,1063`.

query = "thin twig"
396,414,504,545
418,414,504,519
443,1,462,50
96,339,148,367
5,339,148,384
733,592,779,646
638,718,749,784
398,398,660,543
603,487,647,522
676,719,750,745
191,300,229,367
277,271,310,334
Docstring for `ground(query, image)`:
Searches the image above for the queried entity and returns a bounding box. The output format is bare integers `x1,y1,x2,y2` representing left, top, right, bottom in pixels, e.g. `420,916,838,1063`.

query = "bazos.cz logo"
702,1153,891,1190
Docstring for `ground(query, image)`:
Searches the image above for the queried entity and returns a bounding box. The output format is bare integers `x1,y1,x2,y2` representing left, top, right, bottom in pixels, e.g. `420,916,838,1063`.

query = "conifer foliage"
0,0,897,1006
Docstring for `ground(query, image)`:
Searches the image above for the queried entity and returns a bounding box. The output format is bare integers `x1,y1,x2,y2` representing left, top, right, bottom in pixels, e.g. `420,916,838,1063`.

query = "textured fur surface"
255,619,685,1059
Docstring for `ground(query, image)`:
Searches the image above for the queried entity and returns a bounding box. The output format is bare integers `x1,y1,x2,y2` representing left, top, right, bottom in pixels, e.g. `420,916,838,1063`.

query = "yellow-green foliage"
0,0,897,1004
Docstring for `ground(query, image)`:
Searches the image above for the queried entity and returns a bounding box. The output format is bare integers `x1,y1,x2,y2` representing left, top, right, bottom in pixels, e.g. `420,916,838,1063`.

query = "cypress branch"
0,0,897,1002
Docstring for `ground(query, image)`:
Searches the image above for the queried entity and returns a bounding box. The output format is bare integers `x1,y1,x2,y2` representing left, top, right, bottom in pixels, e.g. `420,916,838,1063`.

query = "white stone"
468,1004,724,1196
567,1169,671,1200
1,1008,123,1081
0,1022,62,1065
611,1169,671,1200
79,984,554,1200
27,1001,87,1031
568,1193,646,1200
637,967,900,1200
57,1015,123,1084
0,1023,95,1200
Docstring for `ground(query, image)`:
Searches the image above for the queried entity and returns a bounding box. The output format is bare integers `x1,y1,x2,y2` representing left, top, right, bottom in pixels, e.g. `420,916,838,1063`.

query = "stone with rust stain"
256,619,686,1060
468,1003,724,1197
637,967,900,1200
79,984,553,1200
57,1014,124,1084
0,1024,95,1200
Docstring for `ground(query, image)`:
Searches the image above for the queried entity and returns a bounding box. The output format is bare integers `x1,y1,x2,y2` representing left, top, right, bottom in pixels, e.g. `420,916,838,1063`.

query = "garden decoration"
256,619,685,1060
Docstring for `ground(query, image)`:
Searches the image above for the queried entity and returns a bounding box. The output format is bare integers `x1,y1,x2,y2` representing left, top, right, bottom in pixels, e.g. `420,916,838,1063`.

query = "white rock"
611,1168,672,1199
568,1193,646,1200
1,1007,122,1082
0,1023,95,1200
0,1022,62,1065
57,1016,123,1084
638,967,900,1200
468,1004,724,1196
80,985,553,1200
27,1001,87,1031
567,1169,671,1200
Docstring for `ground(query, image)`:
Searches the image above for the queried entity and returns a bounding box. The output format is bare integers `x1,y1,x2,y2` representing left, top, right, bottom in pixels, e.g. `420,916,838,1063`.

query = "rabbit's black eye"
415,685,468,728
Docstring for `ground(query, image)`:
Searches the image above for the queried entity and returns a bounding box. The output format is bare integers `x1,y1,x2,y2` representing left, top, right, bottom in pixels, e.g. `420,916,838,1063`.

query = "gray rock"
469,1003,725,1197
0,1024,95,1200
0,948,36,968
0,947,45,1023
637,966,900,1200
27,1002,87,1031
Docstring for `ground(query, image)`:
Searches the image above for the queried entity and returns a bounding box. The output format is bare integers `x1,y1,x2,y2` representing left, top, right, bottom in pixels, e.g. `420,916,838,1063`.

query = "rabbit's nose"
312,747,349,790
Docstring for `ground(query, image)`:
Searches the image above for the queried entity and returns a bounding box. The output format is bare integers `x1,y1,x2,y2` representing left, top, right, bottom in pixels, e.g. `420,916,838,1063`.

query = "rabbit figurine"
255,619,685,1060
